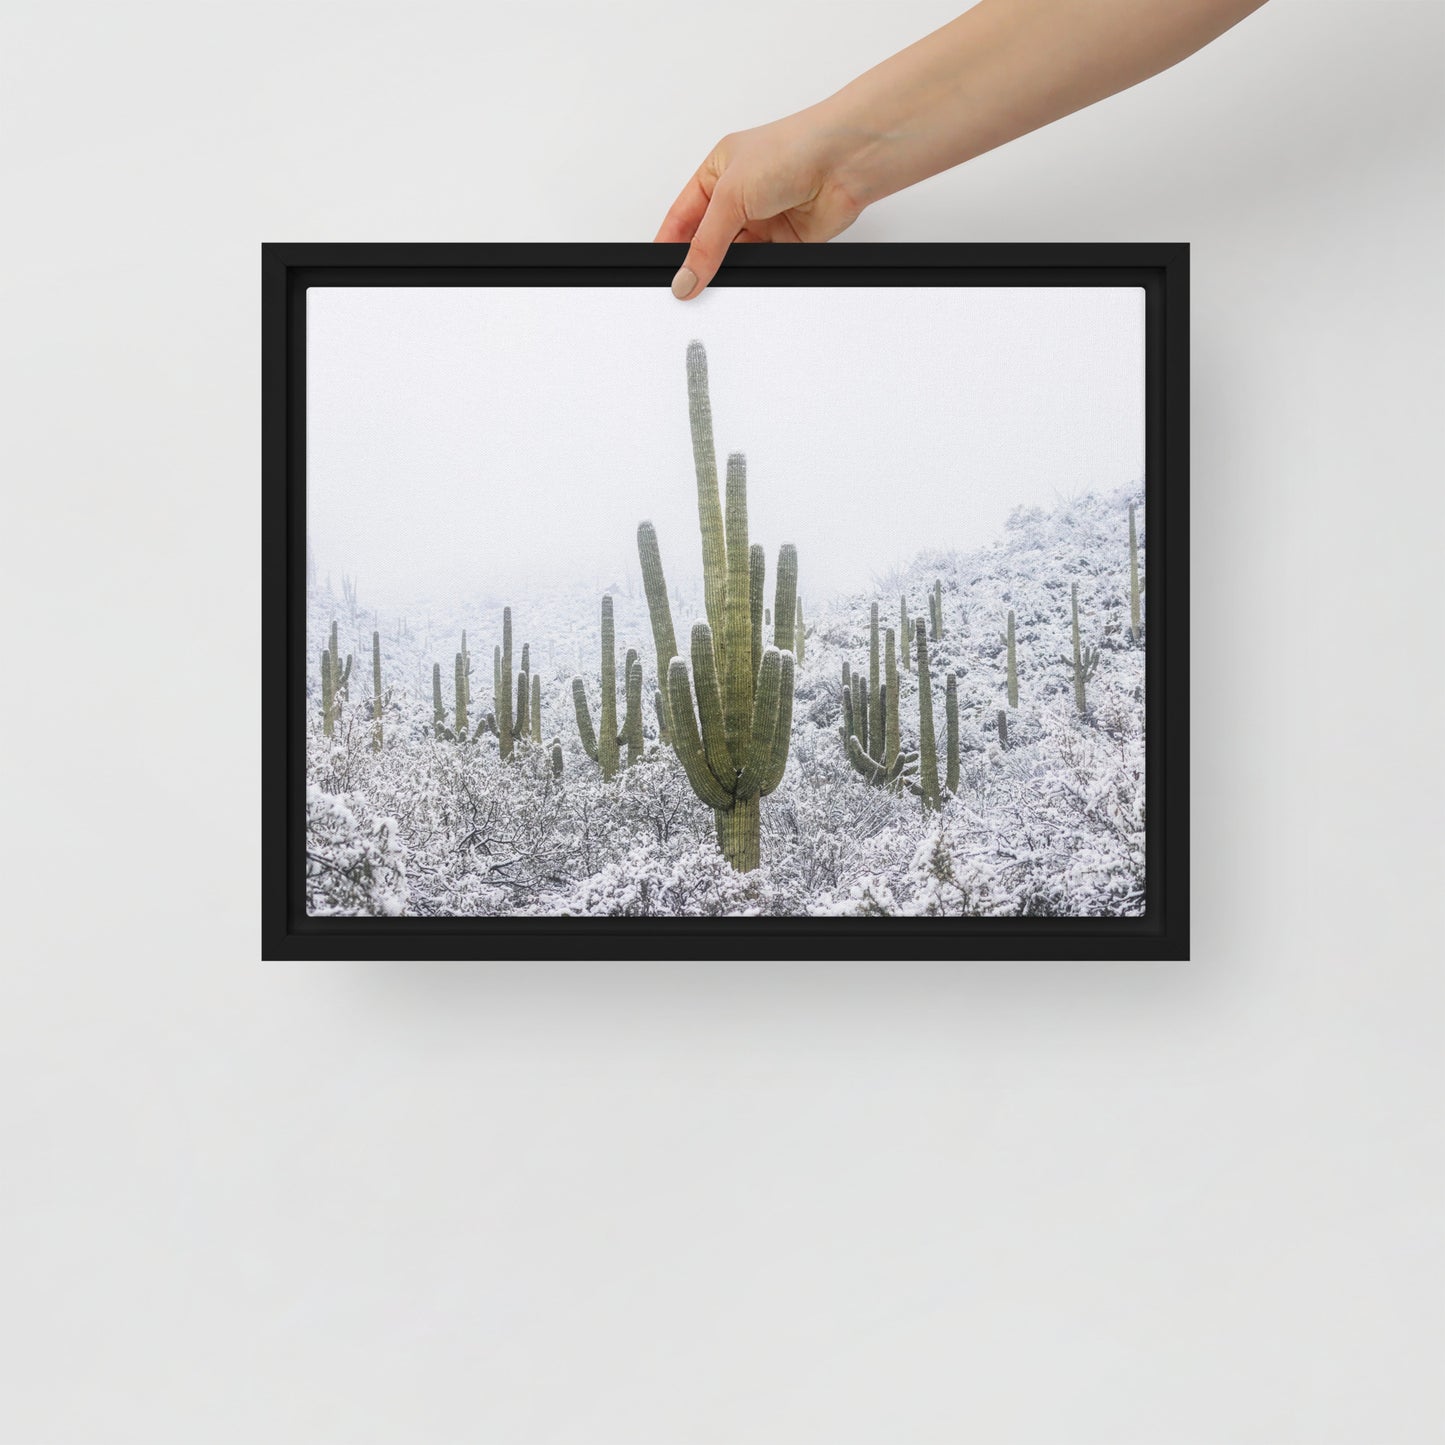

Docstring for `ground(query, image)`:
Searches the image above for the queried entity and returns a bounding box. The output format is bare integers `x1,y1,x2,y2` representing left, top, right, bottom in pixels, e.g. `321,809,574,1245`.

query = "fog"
307,283,1144,607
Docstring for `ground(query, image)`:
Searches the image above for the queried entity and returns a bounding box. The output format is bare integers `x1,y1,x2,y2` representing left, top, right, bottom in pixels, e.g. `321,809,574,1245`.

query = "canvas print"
305,285,1146,918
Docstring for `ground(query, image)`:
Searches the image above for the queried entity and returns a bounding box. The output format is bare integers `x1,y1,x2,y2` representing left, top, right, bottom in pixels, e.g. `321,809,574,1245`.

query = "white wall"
2,2,1441,1441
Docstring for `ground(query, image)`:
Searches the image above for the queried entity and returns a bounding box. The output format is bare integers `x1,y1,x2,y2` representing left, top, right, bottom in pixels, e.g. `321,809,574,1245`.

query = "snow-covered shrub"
305,786,408,916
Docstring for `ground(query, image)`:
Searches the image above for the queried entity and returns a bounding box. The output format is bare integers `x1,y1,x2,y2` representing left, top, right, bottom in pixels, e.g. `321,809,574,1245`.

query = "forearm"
812,0,1268,207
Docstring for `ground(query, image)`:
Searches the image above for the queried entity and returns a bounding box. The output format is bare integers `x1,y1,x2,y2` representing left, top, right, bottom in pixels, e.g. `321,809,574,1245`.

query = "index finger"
654,170,713,244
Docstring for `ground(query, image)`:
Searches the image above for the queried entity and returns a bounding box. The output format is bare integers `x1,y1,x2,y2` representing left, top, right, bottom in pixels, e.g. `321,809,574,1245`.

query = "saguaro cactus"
1004,608,1018,708
844,622,917,787
496,608,515,760
636,341,797,872
997,708,1009,749
1129,501,1143,643
433,662,448,740
929,580,944,641
900,595,911,671
371,630,383,752
624,653,643,767
530,675,542,746
455,651,469,738
1069,582,1101,715
915,618,940,809
572,594,620,779
945,671,959,795
551,740,564,778
320,648,337,737
328,622,353,700
794,597,808,664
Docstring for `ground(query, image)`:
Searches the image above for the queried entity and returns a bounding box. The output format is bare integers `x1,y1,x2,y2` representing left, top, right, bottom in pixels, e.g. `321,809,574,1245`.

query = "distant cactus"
636,341,797,872
454,651,469,738
929,579,944,641
997,708,1009,749
843,620,918,788
530,674,543,746
320,648,337,737
1129,501,1143,643
900,595,911,671
328,622,353,700
1069,582,1101,715
433,662,448,740
370,630,383,752
572,595,620,779
1003,608,1018,708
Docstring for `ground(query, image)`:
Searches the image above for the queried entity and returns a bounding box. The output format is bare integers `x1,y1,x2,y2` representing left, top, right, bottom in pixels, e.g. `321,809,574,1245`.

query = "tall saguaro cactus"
530,675,542,746
496,608,515,761
572,594,620,779
944,671,959,795
1129,501,1142,643
900,595,911,672
371,630,383,752
915,618,940,810
624,654,643,767
433,663,447,740
1004,608,1018,708
1069,582,1101,715
929,580,944,641
636,341,797,872
320,648,337,737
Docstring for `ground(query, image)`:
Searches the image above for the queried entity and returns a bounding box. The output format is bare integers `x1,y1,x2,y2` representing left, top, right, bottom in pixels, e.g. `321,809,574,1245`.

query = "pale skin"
658,0,1270,298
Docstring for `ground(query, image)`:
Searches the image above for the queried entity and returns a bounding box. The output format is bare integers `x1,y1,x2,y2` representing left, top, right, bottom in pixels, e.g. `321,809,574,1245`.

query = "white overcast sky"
308,284,1144,605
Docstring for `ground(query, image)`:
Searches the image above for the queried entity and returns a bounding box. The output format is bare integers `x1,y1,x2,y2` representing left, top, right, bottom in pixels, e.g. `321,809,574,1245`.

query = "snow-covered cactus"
551,740,564,778
1003,608,1018,708
459,629,471,708
371,630,383,752
843,623,917,788
530,675,542,746
1069,582,1101,715
1129,501,1142,644
997,707,1009,749
929,579,944,641
320,648,337,737
572,594,620,779
432,663,448,740
636,342,797,872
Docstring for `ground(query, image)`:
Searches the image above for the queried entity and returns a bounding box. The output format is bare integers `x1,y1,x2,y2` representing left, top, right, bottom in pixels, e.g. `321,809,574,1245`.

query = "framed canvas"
262,243,1188,960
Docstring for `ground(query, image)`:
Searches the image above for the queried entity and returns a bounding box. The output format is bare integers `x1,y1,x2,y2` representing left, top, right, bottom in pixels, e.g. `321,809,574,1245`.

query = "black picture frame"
263,242,1188,960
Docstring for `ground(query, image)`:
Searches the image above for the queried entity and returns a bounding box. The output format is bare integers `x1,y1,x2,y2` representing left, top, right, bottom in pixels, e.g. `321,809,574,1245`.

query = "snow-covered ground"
305,486,1145,917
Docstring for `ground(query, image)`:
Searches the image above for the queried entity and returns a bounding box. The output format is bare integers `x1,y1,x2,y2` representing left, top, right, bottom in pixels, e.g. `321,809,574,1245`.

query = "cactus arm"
841,673,855,745
667,659,733,809
759,652,794,796
637,522,679,736
690,621,735,784
722,452,753,760
772,544,798,656
749,543,765,684
686,341,729,655
735,647,781,799
571,677,599,761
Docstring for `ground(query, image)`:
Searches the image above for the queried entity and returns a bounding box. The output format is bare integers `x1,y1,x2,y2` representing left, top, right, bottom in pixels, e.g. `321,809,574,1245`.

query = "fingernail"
671,266,697,300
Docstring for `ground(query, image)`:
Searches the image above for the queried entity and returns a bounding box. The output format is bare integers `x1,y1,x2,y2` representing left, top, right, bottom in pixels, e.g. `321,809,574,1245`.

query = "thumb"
671,182,746,300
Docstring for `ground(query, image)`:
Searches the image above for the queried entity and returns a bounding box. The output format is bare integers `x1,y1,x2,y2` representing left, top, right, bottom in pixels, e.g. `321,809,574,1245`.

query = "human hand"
655,107,869,301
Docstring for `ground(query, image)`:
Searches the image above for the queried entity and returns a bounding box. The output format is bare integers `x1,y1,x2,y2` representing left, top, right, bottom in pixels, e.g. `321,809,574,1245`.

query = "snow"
304,487,1145,918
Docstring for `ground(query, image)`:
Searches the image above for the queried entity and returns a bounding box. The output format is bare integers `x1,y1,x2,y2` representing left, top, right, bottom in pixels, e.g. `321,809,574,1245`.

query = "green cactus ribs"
638,340,797,873
1068,581,1101,716
842,604,917,789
